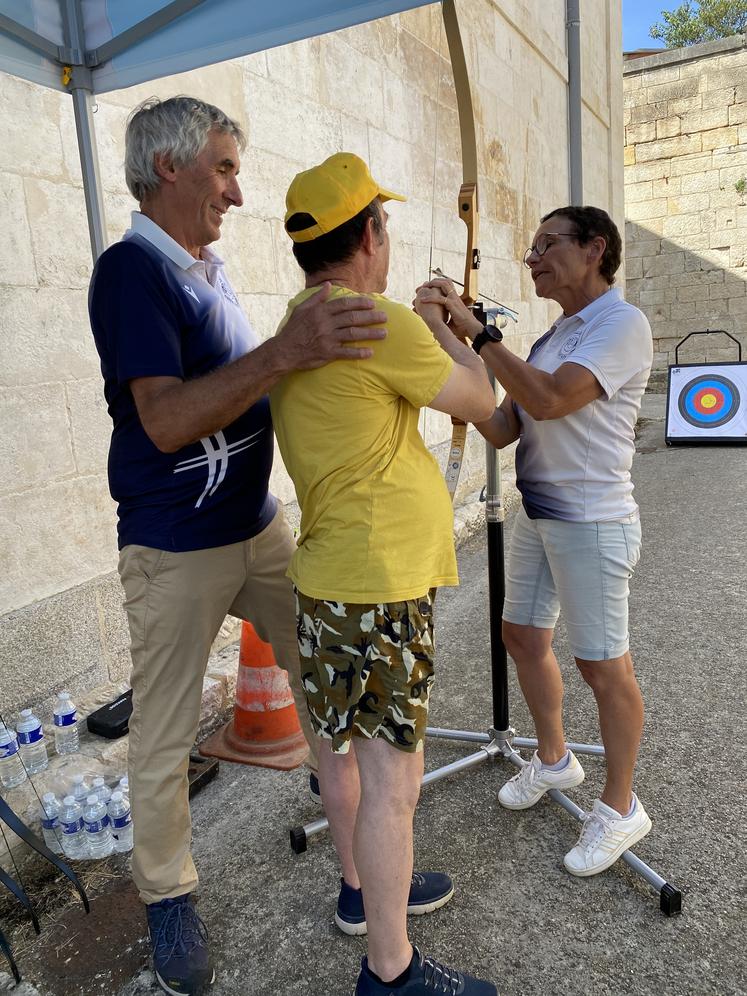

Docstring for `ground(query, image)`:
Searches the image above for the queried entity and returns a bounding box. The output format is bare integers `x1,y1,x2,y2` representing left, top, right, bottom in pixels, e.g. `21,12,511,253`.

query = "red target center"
693,388,724,415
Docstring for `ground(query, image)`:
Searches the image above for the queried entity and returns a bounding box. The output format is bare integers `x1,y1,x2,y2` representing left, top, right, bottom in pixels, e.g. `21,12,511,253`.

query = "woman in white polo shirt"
416,206,653,877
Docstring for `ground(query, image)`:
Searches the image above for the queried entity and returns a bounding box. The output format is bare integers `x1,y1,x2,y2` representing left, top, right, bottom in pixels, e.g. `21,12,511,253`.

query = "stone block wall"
623,35,747,368
0,1,624,717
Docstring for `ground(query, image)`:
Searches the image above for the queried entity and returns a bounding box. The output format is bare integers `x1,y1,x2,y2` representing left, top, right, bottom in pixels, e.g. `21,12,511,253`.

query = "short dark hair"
540,206,622,284
288,199,383,274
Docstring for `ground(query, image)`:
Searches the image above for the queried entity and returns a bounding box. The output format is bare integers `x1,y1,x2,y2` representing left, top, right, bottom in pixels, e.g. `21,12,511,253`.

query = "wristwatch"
471,324,503,355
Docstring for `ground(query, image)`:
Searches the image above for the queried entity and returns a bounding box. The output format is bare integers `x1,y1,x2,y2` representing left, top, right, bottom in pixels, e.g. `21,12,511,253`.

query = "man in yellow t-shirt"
270,153,496,996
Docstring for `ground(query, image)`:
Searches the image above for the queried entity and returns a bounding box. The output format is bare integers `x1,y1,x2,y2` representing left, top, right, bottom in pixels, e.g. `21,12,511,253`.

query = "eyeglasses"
523,233,577,268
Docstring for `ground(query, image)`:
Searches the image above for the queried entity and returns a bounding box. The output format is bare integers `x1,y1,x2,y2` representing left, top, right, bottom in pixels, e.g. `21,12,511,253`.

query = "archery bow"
441,0,480,501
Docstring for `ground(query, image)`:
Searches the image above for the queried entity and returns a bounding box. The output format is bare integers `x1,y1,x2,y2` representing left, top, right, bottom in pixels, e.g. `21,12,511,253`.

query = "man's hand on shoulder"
274,282,387,372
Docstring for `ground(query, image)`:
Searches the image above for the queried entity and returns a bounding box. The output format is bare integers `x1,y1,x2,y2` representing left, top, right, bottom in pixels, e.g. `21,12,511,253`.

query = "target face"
677,375,740,428
666,363,747,444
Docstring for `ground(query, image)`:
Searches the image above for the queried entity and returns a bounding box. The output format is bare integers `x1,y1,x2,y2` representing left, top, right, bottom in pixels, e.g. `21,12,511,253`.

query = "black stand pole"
289,375,682,916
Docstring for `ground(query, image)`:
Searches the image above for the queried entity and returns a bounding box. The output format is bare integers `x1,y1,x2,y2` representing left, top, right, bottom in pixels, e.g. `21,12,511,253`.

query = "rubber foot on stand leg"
289,826,307,854
660,882,682,916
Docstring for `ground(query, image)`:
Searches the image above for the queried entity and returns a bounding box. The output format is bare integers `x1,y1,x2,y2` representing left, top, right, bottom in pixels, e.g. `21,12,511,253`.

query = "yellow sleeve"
372,299,454,408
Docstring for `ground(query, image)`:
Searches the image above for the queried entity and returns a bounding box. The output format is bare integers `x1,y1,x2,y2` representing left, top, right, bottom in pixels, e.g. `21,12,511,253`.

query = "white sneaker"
498,750,585,810
564,794,652,877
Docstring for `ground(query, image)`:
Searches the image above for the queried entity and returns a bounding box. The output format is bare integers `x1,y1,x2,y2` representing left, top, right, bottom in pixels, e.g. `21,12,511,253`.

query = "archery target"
666,363,747,444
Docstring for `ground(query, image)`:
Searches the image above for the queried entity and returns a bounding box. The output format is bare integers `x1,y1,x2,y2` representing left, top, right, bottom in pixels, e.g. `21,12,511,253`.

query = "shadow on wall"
625,223,747,369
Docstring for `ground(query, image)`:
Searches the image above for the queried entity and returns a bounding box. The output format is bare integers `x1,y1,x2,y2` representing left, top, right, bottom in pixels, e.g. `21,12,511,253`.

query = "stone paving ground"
1,384,746,996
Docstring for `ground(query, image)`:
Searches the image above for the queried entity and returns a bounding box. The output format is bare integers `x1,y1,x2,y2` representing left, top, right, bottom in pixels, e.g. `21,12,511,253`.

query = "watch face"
486,324,503,342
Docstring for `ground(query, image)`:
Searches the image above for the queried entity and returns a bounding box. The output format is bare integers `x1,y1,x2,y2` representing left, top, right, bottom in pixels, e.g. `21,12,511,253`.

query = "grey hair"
125,95,246,202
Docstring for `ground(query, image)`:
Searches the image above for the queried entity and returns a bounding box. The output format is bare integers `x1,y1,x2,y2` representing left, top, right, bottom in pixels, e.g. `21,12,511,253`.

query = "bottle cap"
63,796,75,805
42,792,55,802
93,777,104,787
20,709,32,717
58,691,71,699
110,791,123,802
72,774,84,783
86,795,97,805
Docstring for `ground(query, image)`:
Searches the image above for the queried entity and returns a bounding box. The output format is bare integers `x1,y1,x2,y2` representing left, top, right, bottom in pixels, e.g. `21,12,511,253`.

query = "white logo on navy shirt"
173,429,264,508
183,284,200,303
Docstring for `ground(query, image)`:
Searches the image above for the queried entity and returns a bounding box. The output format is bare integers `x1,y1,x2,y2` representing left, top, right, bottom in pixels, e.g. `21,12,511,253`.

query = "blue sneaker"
356,945,497,995
335,872,454,936
146,894,215,995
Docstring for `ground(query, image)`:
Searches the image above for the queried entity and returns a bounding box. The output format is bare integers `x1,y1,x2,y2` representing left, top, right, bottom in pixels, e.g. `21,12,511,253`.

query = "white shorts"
502,505,642,661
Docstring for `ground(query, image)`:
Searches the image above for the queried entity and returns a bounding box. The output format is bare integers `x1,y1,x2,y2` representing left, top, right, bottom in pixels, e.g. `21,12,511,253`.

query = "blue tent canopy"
0,0,432,93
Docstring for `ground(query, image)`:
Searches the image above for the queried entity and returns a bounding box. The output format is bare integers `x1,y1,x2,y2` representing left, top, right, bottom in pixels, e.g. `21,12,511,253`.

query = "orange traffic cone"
199,621,309,770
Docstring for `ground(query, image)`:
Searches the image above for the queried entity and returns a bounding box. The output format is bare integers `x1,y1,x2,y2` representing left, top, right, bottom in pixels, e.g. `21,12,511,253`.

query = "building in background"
623,34,747,369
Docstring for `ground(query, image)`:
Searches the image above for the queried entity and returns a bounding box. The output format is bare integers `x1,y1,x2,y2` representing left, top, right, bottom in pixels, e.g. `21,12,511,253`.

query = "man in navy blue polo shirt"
88,95,386,996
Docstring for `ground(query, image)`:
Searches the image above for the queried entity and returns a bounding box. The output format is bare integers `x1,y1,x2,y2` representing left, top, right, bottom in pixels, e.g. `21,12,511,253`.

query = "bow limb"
442,0,480,500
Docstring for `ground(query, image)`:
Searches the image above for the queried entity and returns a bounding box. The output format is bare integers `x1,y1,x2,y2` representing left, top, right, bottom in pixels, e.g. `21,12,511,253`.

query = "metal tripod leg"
289,739,503,853
423,724,682,915
426,726,607,757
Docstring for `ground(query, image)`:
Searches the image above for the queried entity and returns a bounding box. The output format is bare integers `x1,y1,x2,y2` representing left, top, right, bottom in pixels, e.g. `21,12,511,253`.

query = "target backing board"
666,363,747,445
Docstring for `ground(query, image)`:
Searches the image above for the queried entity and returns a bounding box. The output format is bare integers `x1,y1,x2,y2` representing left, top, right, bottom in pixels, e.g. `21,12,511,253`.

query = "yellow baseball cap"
284,152,406,243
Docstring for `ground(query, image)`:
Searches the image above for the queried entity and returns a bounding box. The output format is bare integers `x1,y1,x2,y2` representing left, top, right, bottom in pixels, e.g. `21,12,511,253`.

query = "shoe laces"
576,808,613,852
511,759,540,792
152,901,209,963
418,949,464,995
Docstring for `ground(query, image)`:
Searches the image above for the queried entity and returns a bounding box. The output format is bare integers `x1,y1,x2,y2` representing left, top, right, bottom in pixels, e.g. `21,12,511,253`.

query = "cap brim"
379,187,407,203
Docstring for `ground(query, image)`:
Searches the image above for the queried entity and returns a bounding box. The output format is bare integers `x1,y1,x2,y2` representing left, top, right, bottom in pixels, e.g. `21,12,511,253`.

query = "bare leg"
576,651,644,815
353,738,423,983
502,620,566,764
317,739,360,888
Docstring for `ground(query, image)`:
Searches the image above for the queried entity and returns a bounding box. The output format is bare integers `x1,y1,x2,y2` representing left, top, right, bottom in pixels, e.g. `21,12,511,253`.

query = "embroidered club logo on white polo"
559,333,580,358
183,284,200,303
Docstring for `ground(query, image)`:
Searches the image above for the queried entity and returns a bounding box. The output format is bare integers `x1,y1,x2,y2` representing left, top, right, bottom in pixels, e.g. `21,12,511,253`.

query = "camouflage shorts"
294,588,436,754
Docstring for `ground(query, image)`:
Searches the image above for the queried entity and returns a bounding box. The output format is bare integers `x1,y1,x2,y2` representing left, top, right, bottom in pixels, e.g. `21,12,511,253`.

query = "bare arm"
413,295,495,424
416,278,604,421
478,345,604,420
473,393,521,449
131,283,387,452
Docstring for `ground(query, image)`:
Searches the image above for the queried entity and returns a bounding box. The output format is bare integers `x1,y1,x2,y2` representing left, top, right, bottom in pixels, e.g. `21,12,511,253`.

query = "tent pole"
70,88,107,262
61,0,107,262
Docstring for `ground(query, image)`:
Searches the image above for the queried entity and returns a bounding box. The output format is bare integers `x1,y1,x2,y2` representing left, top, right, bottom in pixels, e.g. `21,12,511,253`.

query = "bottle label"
111,813,132,830
54,712,77,727
62,818,83,835
18,725,43,745
84,815,110,834
0,742,19,757
41,817,59,830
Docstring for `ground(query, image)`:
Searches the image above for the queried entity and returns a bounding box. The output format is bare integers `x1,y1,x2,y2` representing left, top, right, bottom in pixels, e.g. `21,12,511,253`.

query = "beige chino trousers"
118,506,316,904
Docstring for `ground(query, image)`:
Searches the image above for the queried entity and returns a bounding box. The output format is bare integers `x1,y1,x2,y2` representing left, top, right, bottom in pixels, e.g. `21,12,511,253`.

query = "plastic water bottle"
0,724,27,789
107,791,133,853
82,794,113,858
71,773,91,803
59,796,87,859
118,774,129,801
53,691,80,755
92,776,112,805
39,793,64,855
16,709,48,774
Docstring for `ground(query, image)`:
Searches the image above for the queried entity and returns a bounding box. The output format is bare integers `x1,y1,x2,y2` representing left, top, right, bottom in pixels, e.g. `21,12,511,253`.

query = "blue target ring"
678,375,740,428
